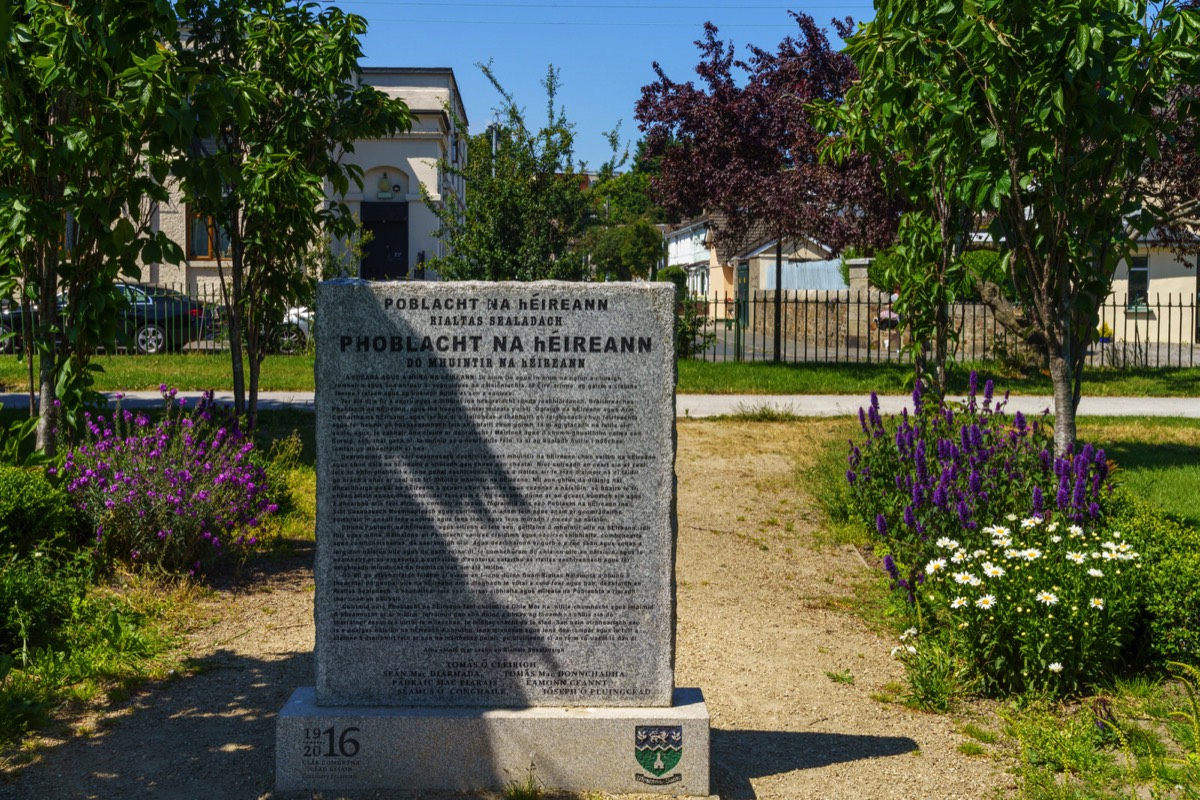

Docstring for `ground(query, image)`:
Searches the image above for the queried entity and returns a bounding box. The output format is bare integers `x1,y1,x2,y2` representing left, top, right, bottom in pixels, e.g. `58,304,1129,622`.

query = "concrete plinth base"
276,687,710,796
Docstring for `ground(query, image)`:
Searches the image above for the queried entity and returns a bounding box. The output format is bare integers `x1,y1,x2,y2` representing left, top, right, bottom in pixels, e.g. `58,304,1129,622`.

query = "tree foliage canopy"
0,0,186,452
0,0,408,442
834,0,1200,453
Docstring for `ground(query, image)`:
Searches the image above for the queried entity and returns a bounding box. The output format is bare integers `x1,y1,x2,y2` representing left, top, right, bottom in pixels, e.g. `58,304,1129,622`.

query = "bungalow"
663,216,845,316
1105,241,1199,344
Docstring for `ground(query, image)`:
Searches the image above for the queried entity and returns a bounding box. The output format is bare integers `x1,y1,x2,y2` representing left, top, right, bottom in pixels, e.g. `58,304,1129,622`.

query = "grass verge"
0,353,316,393
3,355,1199,398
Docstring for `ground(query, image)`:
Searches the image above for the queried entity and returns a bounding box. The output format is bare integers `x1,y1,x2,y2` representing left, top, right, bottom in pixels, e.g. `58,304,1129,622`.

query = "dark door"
360,202,409,280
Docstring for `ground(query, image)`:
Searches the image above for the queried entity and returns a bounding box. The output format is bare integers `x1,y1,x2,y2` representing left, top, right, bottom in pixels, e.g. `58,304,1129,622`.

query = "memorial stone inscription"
314,280,677,708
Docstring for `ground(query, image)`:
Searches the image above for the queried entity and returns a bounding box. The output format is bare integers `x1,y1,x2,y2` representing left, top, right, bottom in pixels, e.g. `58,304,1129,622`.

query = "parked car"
0,282,217,355
269,306,312,354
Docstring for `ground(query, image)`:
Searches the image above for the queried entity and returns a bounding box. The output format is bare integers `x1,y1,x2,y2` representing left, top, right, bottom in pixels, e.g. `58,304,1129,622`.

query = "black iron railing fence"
1,282,1196,368
686,290,1199,368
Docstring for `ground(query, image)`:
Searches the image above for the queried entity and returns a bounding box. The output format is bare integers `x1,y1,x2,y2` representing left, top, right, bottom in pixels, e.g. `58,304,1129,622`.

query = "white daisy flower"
975,594,997,609
1050,535,1062,543
925,558,947,575
1066,552,1086,564
951,550,968,563
900,627,918,641
1006,514,1018,521
1068,525,1084,536
952,571,975,585
1047,522,1059,533
1089,598,1105,610
1036,591,1059,606
1021,517,1041,529
951,597,968,609
995,535,1013,547
1022,548,1043,561
1102,542,1119,551
1088,568,1104,578
983,562,1006,578
968,576,982,587
936,537,960,550
1048,662,1064,673
1102,551,1117,561
972,549,988,559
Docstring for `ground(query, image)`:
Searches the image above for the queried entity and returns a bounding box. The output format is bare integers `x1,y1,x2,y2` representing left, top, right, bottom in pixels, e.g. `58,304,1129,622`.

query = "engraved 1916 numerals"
302,726,361,758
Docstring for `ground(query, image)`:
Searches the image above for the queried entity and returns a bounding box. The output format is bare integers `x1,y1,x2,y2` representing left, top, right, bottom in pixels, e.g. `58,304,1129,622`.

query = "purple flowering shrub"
846,373,1112,597
53,388,276,574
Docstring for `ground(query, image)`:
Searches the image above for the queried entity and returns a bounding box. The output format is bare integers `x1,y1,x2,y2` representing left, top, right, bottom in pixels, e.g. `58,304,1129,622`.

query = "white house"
144,66,466,290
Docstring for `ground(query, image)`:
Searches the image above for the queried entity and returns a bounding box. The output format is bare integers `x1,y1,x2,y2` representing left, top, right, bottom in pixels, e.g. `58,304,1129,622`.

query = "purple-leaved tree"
635,13,900,360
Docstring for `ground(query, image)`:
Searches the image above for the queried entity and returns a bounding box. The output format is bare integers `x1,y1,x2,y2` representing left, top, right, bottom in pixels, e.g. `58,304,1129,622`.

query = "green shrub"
1108,489,1200,665
658,266,715,359
0,553,82,656
0,466,81,555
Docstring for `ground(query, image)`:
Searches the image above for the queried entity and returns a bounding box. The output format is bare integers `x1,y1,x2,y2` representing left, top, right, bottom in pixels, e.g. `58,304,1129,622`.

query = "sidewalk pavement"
2,390,1196,418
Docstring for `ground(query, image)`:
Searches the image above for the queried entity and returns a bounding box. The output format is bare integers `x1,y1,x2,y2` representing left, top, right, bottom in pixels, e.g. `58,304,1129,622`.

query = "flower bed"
846,374,1110,599
54,388,276,574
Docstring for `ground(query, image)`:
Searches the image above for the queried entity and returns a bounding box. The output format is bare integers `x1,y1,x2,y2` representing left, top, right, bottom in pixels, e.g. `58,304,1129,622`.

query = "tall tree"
586,219,663,281
836,0,1200,455
425,63,591,281
1143,81,1200,264
175,0,409,428
0,0,185,454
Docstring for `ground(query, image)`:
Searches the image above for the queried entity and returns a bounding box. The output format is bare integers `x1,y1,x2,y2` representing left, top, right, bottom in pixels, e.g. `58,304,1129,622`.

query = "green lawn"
1078,416,1200,528
678,359,1200,396
3,354,1198,397
0,353,316,393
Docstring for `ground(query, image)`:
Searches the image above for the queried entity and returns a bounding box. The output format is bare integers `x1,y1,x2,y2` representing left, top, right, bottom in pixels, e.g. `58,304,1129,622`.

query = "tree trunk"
247,342,260,431
1048,349,1077,457
34,258,58,455
933,303,949,397
228,211,246,418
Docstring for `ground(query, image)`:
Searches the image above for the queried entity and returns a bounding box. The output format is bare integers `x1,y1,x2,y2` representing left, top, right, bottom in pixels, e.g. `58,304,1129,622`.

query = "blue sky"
336,1,877,168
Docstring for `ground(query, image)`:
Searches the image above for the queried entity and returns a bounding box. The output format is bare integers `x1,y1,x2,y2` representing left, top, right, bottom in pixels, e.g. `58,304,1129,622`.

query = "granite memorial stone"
276,279,709,796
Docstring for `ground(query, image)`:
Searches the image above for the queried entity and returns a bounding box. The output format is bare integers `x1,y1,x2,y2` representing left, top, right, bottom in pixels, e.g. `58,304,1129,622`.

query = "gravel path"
0,420,1010,799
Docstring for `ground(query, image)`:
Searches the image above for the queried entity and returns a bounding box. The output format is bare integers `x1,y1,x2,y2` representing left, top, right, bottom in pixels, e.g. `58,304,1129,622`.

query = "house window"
187,208,231,261
1127,256,1149,310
